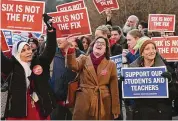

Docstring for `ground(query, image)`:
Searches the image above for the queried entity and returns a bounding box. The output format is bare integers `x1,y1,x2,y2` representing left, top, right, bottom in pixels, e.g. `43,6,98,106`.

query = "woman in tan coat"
66,36,120,120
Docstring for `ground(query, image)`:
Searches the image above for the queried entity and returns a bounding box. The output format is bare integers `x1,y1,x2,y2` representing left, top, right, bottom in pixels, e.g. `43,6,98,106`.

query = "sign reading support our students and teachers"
110,54,122,77
56,0,85,12
93,0,119,13
151,36,178,61
1,0,45,33
148,14,175,32
48,8,92,39
122,67,168,98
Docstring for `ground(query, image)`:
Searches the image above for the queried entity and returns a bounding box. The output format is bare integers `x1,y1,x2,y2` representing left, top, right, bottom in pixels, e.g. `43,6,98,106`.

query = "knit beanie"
133,36,150,50
28,38,39,47
139,40,156,55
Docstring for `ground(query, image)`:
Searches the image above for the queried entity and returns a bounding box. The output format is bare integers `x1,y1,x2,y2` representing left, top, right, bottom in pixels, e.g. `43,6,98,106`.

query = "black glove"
43,13,53,30
161,72,172,83
119,75,125,81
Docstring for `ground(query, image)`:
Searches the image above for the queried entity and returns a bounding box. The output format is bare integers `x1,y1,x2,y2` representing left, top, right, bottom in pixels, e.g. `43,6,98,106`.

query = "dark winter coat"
1,30,57,118
116,36,128,50
50,48,83,101
129,53,173,120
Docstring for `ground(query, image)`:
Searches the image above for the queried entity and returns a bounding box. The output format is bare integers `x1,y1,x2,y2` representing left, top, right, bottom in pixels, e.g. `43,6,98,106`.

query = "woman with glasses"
65,36,120,120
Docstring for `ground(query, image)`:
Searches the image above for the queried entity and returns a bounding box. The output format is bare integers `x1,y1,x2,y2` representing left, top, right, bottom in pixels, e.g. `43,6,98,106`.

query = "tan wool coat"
67,53,120,120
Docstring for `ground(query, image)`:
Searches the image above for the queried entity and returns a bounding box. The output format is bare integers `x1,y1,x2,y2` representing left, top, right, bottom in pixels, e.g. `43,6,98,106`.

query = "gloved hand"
161,72,172,83
119,75,125,81
43,13,53,30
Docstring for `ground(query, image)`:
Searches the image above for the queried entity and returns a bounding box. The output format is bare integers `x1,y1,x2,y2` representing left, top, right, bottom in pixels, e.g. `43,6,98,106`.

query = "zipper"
26,90,27,116
38,95,46,114
8,95,12,111
8,72,13,111
23,71,27,116
48,93,54,110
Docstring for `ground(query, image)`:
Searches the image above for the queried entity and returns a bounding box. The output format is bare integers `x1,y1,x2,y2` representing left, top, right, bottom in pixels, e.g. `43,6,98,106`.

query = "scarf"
12,41,32,88
90,52,105,73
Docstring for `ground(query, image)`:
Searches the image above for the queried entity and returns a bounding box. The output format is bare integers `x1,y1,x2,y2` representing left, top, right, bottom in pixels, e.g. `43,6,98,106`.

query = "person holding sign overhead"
66,36,120,120
125,39,176,120
1,14,57,120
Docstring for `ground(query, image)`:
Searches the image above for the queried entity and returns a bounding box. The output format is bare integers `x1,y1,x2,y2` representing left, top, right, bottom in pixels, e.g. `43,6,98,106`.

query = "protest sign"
93,0,119,13
1,31,10,52
13,31,29,38
2,30,13,46
12,33,28,45
48,8,92,38
151,36,178,61
110,54,122,77
148,14,175,32
12,31,40,39
43,24,47,35
1,0,45,33
122,66,168,98
56,0,85,12
33,33,41,39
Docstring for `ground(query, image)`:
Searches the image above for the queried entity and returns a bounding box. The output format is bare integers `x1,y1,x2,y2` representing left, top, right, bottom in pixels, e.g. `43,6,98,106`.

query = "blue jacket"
126,50,140,64
50,48,83,101
125,50,140,105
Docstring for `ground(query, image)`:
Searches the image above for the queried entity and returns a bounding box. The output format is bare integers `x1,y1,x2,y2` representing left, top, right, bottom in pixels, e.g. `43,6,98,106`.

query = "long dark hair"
86,36,111,60
78,36,91,52
80,36,91,45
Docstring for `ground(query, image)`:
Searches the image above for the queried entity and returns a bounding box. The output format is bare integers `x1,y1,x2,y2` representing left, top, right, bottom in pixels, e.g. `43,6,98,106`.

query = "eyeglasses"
95,41,106,46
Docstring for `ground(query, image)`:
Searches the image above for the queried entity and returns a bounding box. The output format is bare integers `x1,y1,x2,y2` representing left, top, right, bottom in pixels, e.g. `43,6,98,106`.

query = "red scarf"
61,48,75,56
130,49,135,54
90,52,105,73
61,49,66,56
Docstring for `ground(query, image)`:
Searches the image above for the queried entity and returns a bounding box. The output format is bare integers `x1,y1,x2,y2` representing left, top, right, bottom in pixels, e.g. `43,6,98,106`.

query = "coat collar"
97,57,109,80
85,55,109,85
85,56,98,85
130,53,165,67
117,35,126,45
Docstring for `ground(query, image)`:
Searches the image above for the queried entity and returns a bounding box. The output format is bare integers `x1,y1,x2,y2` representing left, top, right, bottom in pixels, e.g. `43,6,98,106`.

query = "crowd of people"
1,8,178,120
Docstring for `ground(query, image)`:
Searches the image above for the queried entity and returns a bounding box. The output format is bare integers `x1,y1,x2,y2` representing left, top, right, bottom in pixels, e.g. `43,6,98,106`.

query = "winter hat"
139,39,156,55
28,38,39,47
133,36,150,50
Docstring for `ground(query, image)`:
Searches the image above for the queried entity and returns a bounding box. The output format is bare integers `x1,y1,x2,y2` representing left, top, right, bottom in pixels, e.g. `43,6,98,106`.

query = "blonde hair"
96,25,110,35
127,29,143,38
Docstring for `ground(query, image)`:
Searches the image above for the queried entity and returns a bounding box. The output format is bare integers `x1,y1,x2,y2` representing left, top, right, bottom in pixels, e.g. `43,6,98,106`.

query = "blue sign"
33,33,41,39
3,31,13,46
12,34,28,44
110,54,122,77
122,66,168,98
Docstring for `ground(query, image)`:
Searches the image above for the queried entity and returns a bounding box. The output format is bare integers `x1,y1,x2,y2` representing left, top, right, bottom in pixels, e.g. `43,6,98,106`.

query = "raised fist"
43,13,53,30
